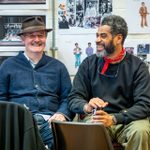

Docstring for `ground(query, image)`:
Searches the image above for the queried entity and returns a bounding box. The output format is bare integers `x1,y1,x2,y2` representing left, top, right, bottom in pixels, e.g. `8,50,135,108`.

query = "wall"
56,0,150,75
0,0,150,73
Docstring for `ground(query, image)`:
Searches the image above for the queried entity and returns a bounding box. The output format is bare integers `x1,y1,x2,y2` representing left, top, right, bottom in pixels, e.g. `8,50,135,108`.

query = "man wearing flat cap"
0,16,74,150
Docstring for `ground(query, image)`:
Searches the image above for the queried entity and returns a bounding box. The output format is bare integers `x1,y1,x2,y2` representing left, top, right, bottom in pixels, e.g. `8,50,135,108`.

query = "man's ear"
116,34,123,44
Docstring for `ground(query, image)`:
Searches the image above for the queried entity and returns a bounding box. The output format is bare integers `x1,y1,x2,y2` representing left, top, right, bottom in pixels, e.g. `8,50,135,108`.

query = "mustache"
96,41,105,47
32,41,43,46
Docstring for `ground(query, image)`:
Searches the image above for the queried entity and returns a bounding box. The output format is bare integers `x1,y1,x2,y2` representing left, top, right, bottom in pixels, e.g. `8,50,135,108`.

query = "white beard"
96,49,108,58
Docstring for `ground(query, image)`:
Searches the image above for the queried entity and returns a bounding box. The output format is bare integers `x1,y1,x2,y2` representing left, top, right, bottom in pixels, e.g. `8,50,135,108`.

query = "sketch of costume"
139,2,149,27
85,42,94,57
73,43,82,68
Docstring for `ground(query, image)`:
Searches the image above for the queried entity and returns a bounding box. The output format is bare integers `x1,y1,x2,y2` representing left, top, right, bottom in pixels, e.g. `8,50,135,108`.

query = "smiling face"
21,30,47,55
96,25,116,57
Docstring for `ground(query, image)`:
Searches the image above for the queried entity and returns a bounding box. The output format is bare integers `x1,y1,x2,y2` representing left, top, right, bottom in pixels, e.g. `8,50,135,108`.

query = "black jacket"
68,53,150,124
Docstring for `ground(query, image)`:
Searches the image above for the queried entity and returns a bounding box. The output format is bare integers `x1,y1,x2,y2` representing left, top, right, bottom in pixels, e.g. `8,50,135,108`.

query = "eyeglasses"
23,33,47,39
97,61,120,78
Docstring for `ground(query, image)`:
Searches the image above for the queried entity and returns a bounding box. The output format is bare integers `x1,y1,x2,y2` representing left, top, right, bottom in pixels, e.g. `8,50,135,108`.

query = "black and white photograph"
0,15,46,46
58,0,112,30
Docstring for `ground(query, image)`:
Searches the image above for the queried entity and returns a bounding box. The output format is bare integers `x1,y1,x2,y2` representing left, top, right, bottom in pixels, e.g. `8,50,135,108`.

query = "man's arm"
54,64,75,121
68,58,92,114
114,62,150,124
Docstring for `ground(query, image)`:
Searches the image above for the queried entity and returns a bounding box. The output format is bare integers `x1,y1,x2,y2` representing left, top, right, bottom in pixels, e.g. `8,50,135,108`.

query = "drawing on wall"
73,42,82,68
0,0,46,4
58,0,112,31
125,0,150,33
0,15,45,46
57,34,96,75
85,42,94,56
139,1,149,28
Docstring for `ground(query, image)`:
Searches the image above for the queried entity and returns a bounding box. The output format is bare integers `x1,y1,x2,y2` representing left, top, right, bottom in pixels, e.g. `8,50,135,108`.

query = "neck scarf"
101,48,125,75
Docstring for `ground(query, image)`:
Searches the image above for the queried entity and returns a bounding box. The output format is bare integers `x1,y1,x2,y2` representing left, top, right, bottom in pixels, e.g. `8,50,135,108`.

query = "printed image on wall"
124,39,150,67
137,43,150,64
58,0,112,32
125,0,150,33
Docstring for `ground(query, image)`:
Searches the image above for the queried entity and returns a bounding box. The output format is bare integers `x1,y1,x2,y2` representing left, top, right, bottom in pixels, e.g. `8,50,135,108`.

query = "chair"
51,120,114,150
0,101,46,150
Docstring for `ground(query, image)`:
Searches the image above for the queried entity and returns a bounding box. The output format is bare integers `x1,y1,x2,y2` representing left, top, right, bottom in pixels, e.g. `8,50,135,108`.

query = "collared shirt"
23,52,36,68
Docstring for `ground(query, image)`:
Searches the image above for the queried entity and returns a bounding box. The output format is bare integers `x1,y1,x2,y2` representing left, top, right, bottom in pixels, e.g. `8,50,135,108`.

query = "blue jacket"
0,51,74,120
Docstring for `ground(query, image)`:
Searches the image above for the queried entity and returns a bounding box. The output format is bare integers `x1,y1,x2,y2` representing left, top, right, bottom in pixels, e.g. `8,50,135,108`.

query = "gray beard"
96,50,108,58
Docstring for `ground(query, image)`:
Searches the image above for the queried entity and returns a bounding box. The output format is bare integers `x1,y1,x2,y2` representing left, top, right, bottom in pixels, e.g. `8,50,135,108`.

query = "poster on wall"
0,15,46,46
57,0,112,34
125,0,150,33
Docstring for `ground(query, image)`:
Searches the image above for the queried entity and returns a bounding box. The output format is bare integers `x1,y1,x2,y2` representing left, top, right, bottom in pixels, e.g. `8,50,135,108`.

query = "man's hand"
48,113,66,124
92,110,114,127
83,97,108,114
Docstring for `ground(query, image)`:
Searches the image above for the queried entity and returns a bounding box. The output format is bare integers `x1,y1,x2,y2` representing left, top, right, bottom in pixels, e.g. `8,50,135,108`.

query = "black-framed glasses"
97,62,120,78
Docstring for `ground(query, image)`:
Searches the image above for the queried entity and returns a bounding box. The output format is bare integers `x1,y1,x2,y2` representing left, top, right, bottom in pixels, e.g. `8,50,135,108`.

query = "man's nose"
34,35,41,40
96,36,102,43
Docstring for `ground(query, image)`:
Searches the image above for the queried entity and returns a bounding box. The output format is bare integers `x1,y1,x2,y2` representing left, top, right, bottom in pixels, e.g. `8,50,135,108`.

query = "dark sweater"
68,53,150,124
0,51,74,120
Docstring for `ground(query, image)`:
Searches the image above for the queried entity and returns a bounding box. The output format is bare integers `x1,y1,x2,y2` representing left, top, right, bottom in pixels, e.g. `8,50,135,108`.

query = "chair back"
51,121,114,150
0,101,46,150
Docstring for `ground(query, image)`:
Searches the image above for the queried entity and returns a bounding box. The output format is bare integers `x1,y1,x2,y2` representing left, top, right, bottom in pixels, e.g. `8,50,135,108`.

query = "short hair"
101,15,128,44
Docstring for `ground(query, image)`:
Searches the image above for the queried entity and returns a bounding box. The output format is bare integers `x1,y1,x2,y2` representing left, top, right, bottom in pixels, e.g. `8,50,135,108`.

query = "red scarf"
101,48,125,74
